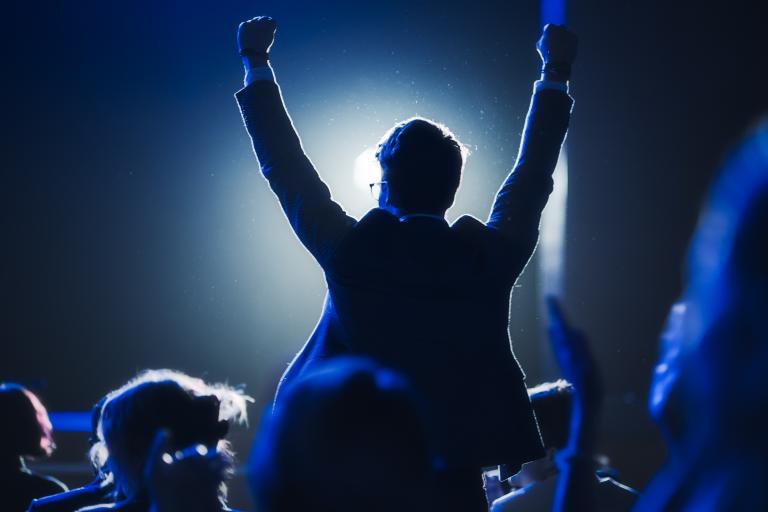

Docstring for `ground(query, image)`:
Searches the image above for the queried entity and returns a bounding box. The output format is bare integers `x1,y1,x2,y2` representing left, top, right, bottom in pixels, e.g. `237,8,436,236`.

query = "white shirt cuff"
244,63,276,86
534,79,569,94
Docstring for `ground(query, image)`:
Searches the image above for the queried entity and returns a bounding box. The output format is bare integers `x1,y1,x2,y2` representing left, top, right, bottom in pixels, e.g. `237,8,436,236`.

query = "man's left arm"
487,25,577,257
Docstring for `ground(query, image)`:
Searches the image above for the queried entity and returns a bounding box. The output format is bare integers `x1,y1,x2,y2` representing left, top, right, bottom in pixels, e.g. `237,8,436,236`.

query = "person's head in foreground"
0,383,67,511
0,383,55,464
26,396,117,512
90,369,250,510
640,119,768,510
375,118,469,216
249,357,436,512
681,120,768,441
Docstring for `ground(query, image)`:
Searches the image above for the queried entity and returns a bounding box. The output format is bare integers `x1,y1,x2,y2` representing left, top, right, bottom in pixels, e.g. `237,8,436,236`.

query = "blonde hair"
90,369,252,499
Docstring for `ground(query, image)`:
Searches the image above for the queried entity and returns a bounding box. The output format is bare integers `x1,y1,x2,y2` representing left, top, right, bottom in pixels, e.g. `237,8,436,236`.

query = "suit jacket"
236,79,573,470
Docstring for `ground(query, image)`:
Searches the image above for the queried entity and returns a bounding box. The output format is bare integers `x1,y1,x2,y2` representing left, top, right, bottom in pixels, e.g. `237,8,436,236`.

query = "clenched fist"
237,16,277,64
537,24,578,81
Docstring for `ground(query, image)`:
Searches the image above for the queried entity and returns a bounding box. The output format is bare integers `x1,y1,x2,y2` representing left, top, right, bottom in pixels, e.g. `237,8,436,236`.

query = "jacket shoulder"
451,214,487,233
355,208,399,228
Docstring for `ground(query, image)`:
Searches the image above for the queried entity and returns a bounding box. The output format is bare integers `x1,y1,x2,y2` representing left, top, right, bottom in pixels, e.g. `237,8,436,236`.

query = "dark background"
4,0,768,509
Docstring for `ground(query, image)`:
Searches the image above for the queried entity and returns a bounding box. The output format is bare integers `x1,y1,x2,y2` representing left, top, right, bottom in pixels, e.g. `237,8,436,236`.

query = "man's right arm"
235,17,355,266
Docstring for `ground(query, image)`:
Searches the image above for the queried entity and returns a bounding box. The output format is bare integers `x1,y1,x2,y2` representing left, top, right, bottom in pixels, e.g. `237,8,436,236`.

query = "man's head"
674,119,768,443
250,357,434,512
528,380,574,452
376,117,468,216
0,383,55,459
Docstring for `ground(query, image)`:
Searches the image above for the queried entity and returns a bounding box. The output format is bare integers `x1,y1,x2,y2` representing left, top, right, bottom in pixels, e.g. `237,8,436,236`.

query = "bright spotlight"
353,147,382,192
538,146,568,296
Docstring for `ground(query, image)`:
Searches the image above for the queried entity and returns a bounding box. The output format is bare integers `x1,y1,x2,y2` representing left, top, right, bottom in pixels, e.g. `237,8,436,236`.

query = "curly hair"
90,369,251,500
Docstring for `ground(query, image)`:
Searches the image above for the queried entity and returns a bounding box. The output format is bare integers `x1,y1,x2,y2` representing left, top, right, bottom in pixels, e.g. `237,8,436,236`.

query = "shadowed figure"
634,120,768,511
0,383,67,512
27,397,116,512
80,370,250,512
249,357,440,512
235,16,577,506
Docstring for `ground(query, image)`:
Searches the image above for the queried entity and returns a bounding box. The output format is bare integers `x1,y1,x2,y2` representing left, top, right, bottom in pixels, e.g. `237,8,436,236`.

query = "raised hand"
537,24,578,65
546,297,601,413
237,16,277,62
537,24,578,82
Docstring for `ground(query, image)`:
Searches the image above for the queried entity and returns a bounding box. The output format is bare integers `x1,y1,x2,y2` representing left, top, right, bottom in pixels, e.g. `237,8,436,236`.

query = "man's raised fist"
536,24,578,67
237,16,277,57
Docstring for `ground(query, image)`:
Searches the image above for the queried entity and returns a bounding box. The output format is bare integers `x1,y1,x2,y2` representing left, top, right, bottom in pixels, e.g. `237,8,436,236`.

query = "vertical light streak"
539,146,568,296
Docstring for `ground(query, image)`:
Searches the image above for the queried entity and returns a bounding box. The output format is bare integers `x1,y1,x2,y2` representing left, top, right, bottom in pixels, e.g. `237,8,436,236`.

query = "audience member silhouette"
0,383,67,512
633,120,768,511
235,16,577,507
249,357,440,512
491,379,637,511
27,397,116,512
79,369,250,512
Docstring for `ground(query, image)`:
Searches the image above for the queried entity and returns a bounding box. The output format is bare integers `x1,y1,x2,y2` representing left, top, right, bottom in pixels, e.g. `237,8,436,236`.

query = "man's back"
285,210,543,467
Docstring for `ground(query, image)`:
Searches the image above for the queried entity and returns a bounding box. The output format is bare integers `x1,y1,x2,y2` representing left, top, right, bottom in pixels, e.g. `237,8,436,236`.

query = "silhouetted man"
235,17,576,510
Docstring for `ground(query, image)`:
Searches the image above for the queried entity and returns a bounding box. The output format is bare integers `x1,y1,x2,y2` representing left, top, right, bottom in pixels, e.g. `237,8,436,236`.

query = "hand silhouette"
536,24,578,66
546,296,601,412
145,430,229,512
237,16,277,61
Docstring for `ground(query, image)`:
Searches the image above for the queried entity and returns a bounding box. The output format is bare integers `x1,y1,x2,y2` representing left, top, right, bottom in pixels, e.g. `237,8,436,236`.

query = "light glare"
353,147,382,192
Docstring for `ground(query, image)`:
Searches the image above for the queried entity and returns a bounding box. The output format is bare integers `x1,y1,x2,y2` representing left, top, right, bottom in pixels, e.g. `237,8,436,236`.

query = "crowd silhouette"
3,14,767,512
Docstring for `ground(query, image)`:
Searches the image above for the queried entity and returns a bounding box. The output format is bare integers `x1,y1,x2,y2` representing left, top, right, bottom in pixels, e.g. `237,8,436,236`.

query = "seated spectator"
635,121,768,511
28,397,116,512
249,357,440,512
491,380,637,511
80,369,250,512
0,383,68,512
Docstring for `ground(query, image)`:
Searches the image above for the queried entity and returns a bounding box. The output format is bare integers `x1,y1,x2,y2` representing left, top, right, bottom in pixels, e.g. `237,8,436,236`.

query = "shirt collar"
398,213,447,223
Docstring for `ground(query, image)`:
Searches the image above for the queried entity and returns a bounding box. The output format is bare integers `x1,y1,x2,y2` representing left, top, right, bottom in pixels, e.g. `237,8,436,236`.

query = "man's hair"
376,117,468,214
528,380,574,451
0,383,55,458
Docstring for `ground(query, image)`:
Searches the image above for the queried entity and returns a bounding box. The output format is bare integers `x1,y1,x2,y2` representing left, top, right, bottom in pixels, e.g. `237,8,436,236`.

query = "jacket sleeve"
486,88,573,255
235,81,356,265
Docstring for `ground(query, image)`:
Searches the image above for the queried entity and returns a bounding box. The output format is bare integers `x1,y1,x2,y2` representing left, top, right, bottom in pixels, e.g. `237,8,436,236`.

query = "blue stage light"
50,412,90,433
